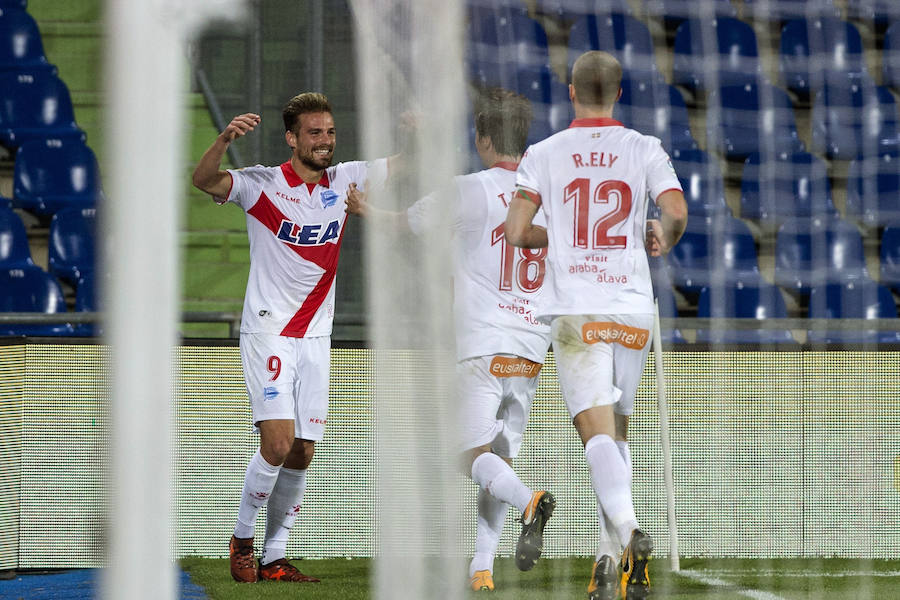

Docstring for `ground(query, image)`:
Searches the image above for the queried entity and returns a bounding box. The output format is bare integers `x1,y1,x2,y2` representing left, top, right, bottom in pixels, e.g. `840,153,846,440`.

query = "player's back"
421,163,550,363
516,118,682,318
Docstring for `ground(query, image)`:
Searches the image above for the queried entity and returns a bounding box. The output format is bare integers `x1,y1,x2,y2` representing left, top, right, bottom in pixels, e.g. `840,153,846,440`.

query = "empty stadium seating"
536,0,631,21
706,81,805,161
467,8,550,71
668,215,760,302
567,13,660,83
672,17,762,100
883,22,900,92
47,206,95,286
880,222,900,296
669,149,731,216
0,206,33,267
649,255,685,344
0,5,54,74
743,0,840,23
0,265,73,336
845,0,900,32
696,276,797,344
779,18,869,102
0,70,84,150
807,279,900,344
12,136,102,217
845,150,900,229
616,79,698,152
774,216,870,302
644,0,736,35
810,79,900,160
740,151,836,225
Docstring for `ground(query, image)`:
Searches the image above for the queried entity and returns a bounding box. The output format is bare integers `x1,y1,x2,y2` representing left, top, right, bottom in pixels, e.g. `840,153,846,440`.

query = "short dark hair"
571,51,622,108
473,87,532,156
282,92,333,132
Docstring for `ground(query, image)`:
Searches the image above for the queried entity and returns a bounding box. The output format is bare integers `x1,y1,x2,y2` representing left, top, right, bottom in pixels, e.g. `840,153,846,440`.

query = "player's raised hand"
345,182,370,217
646,219,667,256
220,113,261,143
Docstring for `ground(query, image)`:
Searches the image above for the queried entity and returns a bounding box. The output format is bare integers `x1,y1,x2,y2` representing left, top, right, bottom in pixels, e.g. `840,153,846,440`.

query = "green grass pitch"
180,556,900,599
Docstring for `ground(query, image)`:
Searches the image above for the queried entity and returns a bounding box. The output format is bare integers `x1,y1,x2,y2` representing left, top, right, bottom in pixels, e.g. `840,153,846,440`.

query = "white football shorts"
456,354,543,458
550,313,653,419
239,332,330,441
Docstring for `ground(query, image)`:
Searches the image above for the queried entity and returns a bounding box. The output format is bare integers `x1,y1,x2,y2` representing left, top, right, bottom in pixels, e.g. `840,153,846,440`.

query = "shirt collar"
568,117,623,129
491,161,519,171
280,161,330,189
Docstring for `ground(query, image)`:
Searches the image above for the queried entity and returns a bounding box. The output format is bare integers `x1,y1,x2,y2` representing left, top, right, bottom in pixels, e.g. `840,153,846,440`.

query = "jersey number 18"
491,223,547,293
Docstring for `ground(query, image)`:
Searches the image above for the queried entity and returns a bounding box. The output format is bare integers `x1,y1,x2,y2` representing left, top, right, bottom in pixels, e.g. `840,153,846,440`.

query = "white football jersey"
407,163,551,363
516,118,682,319
221,159,388,338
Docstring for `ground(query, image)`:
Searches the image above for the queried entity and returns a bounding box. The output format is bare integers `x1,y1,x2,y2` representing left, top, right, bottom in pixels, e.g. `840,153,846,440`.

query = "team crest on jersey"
320,189,339,208
276,218,341,245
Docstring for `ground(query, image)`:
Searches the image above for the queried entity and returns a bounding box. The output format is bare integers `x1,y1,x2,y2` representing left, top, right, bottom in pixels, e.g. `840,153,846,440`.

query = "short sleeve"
646,141,683,203
219,165,267,210
515,145,541,196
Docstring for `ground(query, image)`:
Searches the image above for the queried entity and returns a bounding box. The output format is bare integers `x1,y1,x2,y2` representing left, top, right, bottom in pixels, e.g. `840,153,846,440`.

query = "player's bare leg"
259,437,320,583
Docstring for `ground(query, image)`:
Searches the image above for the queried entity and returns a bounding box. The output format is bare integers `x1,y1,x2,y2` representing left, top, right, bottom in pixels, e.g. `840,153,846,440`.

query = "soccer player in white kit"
345,88,555,592
505,52,688,600
192,93,389,584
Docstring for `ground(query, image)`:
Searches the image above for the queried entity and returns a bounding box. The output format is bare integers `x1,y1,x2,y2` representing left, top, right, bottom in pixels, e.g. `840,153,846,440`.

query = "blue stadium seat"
513,64,571,143
672,17,762,99
744,0,840,22
649,256,685,344
0,206,33,267
669,149,731,216
73,270,100,336
643,0,736,34
696,275,797,344
739,151,836,224
880,222,900,295
845,150,900,228
467,9,550,71
845,0,900,32
810,79,900,160
467,0,528,15
0,6,54,74
616,79,698,152
567,14,661,83
47,206,96,286
0,265,74,336
706,81,804,161
779,18,869,102
774,216,870,302
12,137,102,217
668,215,760,302
0,71,84,150
536,0,631,21
884,23,900,94
807,279,900,344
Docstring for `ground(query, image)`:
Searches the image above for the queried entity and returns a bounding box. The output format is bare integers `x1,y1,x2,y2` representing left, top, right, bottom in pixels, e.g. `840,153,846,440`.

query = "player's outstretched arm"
646,189,688,256
192,113,261,199
344,183,409,229
505,188,548,248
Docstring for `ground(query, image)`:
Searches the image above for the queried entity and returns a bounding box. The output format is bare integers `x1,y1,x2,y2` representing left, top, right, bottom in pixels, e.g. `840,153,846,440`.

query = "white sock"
585,434,639,545
616,440,632,483
234,450,281,539
595,508,620,561
260,467,307,565
469,488,507,577
470,452,533,514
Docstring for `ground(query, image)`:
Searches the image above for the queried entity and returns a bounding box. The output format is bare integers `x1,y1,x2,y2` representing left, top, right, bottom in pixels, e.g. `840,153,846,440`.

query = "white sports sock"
260,466,307,565
469,488,507,577
234,450,281,539
616,440,632,484
470,452,533,514
585,434,639,545
595,508,620,561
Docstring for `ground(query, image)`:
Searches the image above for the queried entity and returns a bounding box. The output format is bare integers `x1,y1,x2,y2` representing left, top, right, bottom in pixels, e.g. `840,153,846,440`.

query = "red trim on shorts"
491,161,519,171
568,117,623,128
246,191,345,338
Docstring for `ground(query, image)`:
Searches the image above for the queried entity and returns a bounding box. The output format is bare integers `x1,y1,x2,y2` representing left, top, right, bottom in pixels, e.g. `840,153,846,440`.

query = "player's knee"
260,437,294,466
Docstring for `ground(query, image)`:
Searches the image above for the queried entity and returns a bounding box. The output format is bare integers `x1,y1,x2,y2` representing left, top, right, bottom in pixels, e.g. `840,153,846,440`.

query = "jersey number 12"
564,178,632,249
